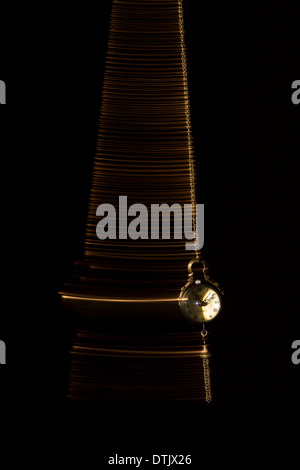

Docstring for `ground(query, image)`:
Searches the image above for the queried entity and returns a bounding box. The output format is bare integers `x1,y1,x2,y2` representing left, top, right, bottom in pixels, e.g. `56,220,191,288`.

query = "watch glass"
180,282,221,323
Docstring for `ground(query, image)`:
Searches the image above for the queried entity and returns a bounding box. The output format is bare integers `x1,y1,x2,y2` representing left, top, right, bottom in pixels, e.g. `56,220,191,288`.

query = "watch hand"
195,296,208,306
202,293,216,305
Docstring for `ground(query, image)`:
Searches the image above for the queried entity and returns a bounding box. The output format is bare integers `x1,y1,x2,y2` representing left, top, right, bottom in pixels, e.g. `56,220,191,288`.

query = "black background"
0,0,299,455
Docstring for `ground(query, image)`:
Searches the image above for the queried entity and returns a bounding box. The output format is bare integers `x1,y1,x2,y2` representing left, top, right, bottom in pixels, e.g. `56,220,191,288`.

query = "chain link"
202,357,212,403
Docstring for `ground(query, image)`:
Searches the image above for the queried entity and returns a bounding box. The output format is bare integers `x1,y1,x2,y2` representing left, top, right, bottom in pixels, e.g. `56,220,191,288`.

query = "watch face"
180,282,221,323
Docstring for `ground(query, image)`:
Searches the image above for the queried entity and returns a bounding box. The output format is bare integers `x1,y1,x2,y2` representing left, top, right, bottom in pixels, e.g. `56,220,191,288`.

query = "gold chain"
202,357,212,403
178,0,200,257
179,2,211,402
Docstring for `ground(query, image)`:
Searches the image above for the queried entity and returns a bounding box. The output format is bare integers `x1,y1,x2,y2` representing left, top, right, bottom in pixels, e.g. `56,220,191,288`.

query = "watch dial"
181,283,221,323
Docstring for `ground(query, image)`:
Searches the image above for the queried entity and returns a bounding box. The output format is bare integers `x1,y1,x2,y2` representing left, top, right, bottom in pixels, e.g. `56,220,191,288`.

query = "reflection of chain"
203,357,212,403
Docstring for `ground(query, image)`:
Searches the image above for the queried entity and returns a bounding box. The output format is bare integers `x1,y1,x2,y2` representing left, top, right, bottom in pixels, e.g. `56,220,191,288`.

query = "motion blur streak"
60,0,213,402
68,331,211,402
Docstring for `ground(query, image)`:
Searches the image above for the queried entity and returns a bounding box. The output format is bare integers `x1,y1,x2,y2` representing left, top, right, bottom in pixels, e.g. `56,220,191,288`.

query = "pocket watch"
179,258,223,324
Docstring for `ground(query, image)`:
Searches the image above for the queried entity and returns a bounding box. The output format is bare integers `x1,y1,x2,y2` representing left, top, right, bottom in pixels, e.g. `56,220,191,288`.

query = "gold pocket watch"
178,258,223,402
179,258,223,324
